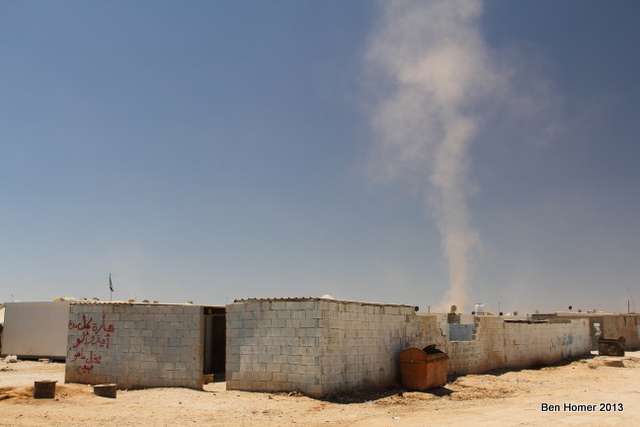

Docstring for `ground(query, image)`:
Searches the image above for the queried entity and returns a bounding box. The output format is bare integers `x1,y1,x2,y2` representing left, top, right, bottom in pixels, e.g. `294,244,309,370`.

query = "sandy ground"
1,351,639,426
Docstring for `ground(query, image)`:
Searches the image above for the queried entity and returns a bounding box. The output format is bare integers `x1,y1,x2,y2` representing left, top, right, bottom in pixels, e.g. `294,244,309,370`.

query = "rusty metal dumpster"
598,337,625,356
399,346,449,391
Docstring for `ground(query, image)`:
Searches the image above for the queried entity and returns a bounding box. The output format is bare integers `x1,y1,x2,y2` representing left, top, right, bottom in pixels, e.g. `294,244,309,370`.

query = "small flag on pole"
109,274,114,292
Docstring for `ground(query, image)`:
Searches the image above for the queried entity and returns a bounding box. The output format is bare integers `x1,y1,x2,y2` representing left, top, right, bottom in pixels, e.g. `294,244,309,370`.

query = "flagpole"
109,273,113,301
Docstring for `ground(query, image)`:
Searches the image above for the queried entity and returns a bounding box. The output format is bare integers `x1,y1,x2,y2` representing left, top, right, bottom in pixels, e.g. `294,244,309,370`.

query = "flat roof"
233,296,417,309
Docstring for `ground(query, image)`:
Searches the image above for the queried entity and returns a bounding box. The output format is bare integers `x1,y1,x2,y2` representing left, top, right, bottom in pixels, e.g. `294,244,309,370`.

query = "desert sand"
1,351,638,426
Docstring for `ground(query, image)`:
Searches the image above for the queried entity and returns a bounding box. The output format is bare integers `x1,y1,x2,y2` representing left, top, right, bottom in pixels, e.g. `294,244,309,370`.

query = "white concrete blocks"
226,298,420,397
226,298,591,397
65,302,206,390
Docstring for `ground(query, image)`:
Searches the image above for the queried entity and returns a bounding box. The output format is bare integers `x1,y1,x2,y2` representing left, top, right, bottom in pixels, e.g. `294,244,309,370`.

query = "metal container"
93,383,118,398
598,337,625,356
33,380,57,399
399,346,449,391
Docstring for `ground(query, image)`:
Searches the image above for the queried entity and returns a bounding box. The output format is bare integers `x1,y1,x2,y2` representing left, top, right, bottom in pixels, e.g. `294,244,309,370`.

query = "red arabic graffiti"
70,348,102,373
69,314,115,334
71,330,112,349
68,313,114,375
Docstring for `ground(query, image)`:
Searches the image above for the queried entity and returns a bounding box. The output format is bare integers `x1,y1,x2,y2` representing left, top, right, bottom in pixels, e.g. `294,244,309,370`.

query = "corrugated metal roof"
233,296,417,309
70,300,215,307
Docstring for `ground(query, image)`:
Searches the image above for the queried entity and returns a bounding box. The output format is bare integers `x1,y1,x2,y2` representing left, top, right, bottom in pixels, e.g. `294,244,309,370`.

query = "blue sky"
2,0,639,315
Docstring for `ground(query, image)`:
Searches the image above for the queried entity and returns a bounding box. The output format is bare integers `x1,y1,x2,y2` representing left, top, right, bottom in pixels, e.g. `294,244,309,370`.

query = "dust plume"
363,0,554,311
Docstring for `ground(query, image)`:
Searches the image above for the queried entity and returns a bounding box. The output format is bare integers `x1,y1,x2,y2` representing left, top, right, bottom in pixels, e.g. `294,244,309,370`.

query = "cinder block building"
65,301,225,390
226,297,592,397
225,297,430,397
59,297,614,397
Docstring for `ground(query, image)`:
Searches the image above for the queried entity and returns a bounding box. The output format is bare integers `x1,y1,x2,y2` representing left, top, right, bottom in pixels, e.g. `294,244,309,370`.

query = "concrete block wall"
602,314,640,350
444,317,591,375
226,298,423,397
226,298,591,397
65,302,204,389
315,298,423,396
533,313,640,351
225,298,324,395
409,314,448,348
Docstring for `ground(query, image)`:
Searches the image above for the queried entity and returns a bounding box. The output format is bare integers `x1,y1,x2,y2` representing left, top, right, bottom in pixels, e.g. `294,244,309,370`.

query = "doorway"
203,306,226,381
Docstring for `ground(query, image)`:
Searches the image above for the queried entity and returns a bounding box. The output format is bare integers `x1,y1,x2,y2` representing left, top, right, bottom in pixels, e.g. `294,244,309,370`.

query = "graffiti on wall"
68,314,114,374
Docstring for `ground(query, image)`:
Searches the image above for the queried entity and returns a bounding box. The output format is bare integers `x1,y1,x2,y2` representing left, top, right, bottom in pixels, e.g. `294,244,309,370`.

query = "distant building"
1,301,71,360
532,311,640,350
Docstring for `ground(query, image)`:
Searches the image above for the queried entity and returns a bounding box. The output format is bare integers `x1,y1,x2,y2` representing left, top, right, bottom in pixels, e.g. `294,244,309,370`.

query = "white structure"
1,301,71,360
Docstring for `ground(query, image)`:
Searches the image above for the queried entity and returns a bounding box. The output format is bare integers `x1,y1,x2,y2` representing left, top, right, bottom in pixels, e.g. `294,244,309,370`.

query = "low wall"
65,302,204,389
532,313,640,350
443,317,591,375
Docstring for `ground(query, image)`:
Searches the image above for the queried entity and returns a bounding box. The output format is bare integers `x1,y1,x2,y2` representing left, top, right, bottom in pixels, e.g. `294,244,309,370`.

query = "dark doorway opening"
203,306,225,382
